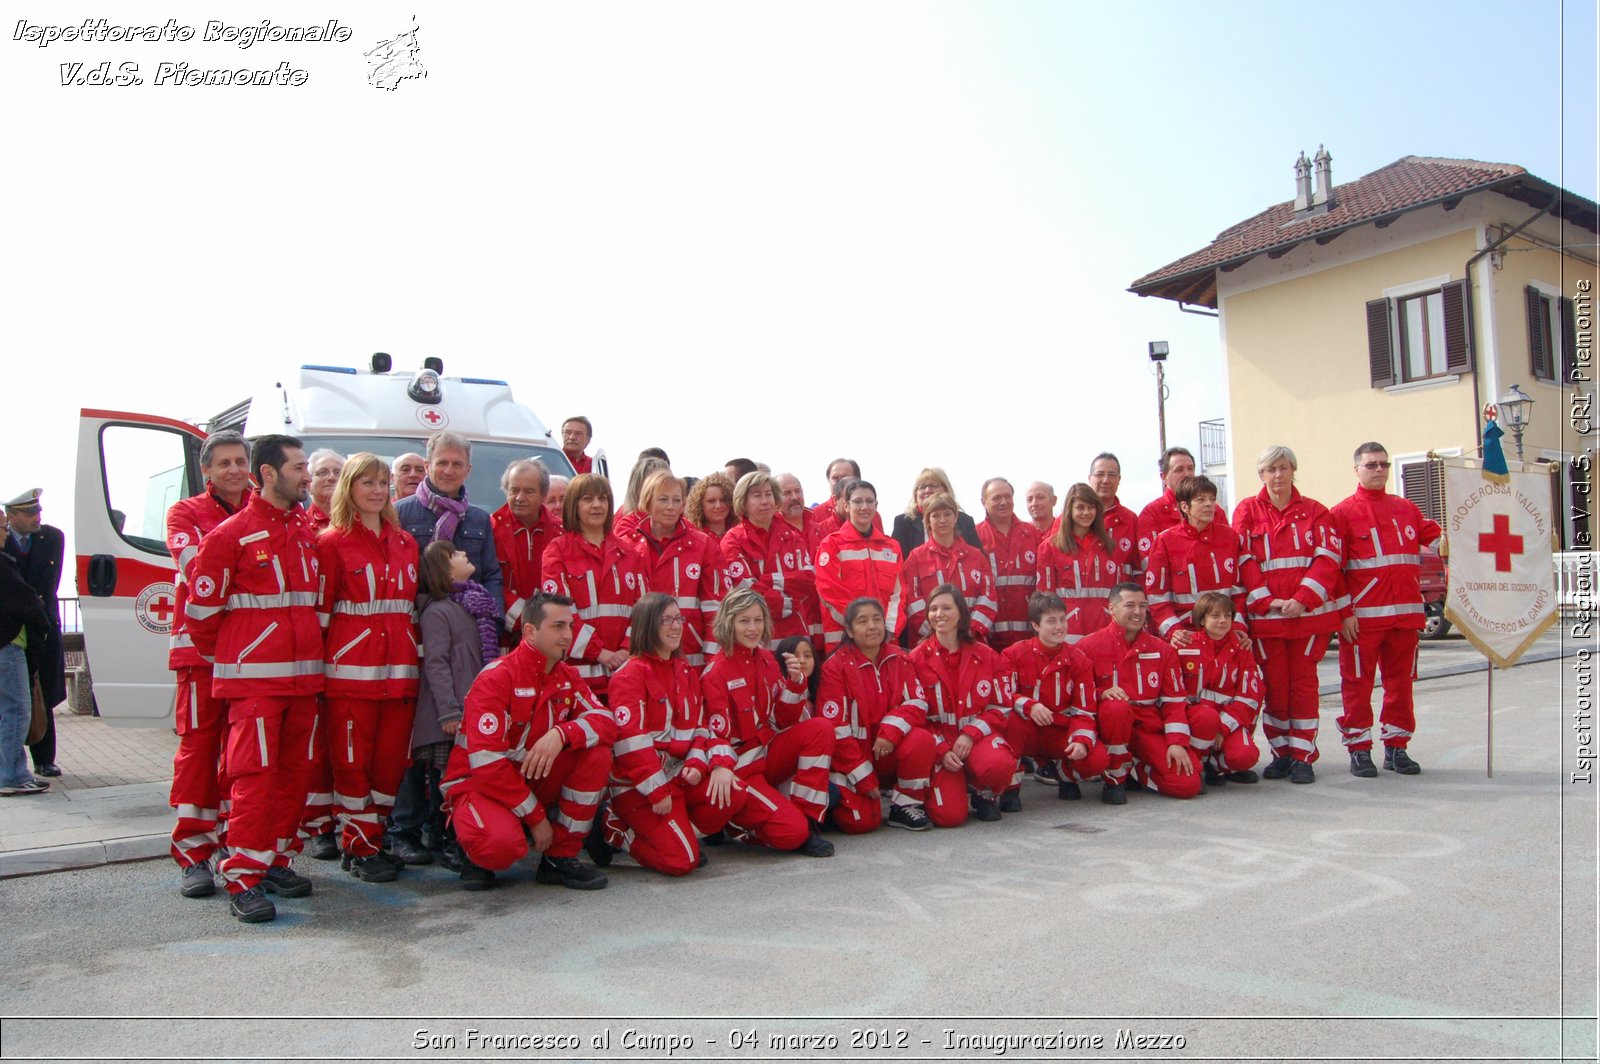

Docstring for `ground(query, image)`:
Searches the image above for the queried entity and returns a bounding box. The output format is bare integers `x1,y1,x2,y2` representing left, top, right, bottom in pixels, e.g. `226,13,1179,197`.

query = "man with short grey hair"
305,449,344,533
545,475,569,521
492,459,558,643
1023,481,1056,535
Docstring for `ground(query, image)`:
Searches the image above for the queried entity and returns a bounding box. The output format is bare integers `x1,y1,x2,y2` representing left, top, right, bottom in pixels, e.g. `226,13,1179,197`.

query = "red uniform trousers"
604,774,743,876
1255,634,1331,763
1116,702,1213,799
216,696,317,892
1337,627,1419,750
927,734,1018,828
831,725,938,834
1093,700,1135,784
451,745,610,872
763,717,835,822
726,766,813,851
326,696,414,858
169,666,229,868
300,700,336,843
1002,716,1111,791
1190,699,1259,774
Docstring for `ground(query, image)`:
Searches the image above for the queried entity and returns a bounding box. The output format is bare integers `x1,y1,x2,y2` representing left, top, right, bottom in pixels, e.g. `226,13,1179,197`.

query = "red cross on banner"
1477,513,1525,573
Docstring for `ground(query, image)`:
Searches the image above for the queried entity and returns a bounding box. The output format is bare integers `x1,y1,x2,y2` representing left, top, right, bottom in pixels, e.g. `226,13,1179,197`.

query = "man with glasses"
1330,442,1441,778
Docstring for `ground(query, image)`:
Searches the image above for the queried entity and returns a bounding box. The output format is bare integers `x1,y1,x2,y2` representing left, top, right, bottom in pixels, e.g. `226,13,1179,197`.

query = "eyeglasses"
1359,461,1392,470
660,615,685,627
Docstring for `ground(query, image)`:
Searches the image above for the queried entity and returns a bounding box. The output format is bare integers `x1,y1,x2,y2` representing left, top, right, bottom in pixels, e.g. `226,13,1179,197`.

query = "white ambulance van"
75,354,604,726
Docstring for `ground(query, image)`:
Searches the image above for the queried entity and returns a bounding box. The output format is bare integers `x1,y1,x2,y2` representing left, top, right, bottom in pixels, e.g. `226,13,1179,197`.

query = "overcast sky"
7,0,1595,572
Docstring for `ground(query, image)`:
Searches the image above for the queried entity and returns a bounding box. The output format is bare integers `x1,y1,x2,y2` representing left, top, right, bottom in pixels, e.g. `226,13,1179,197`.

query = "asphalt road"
3,657,1595,1063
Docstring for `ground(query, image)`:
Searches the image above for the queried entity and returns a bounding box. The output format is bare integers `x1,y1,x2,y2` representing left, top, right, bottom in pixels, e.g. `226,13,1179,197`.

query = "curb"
0,833,168,879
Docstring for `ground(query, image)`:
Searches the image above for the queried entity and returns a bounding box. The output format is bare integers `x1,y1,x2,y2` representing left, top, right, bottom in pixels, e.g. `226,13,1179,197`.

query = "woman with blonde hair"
700,589,835,856
628,470,725,666
890,466,982,557
315,453,421,881
900,493,997,642
718,471,817,646
614,456,672,541
686,472,736,540
539,473,650,701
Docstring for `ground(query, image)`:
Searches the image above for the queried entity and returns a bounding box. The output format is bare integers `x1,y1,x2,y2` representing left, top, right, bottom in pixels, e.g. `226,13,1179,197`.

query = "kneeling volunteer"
1000,593,1114,803
589,593,741,876
908,585,1022,826
1077,584,1211,800
441,594,615,891
816,597,938,832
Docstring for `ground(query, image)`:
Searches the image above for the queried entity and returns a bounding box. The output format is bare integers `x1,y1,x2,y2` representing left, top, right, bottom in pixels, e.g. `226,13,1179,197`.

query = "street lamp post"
1496,384,1535,462
1149,341,1170,455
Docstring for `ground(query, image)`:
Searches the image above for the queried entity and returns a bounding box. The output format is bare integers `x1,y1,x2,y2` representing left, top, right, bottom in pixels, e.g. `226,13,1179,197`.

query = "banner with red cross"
1442,458,1558,668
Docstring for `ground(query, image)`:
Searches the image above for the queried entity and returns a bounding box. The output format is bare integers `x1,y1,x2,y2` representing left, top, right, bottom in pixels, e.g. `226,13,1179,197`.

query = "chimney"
1293,151,1312,213
1312,144,1333,207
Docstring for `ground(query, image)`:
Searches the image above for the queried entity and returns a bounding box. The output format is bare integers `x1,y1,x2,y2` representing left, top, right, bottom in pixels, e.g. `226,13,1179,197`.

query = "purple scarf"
415,478,469,544
450,579,502,665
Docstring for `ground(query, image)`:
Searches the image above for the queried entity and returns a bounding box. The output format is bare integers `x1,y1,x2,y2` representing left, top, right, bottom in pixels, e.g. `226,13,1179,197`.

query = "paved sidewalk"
0,631,1584,880
0,710,177,877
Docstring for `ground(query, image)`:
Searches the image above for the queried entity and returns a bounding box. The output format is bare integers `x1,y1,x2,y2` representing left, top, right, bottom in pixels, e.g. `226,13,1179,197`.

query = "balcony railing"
1198,418,1227,469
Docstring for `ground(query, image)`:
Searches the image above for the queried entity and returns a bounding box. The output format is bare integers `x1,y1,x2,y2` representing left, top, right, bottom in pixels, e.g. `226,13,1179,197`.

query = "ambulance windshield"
298,436,575,509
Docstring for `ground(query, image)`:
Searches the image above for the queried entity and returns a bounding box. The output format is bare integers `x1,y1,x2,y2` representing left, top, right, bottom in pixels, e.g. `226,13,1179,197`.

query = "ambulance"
75,353,603,725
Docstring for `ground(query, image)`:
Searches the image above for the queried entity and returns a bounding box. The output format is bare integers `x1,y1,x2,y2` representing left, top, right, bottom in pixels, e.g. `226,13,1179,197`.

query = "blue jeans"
0,645,35,789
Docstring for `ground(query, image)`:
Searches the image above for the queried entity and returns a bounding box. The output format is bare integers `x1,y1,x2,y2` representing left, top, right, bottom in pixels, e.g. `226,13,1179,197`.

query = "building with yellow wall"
1131,153,1597,548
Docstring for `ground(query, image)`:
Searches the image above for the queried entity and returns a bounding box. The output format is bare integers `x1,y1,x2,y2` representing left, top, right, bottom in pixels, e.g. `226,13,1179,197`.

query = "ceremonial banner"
1442,459,1558,668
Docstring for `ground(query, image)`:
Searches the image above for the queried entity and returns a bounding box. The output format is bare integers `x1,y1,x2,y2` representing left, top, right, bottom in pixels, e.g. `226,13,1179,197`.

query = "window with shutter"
1527,285,1554,381
1366,298,1395,388
1441,278,1472,373
1399,458,1444,524
1558,296,1577,384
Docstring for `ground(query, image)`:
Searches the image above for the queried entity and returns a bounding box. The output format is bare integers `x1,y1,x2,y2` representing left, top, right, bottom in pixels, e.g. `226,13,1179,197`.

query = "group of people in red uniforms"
165,425,1441,923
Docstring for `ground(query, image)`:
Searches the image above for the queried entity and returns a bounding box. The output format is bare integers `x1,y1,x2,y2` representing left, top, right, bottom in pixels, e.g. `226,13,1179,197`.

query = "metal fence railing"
1198,418,1227,469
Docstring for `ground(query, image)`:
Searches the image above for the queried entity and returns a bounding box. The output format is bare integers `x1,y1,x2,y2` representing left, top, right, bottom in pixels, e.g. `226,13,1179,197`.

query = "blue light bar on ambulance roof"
460,377,509,386
302,364,358,374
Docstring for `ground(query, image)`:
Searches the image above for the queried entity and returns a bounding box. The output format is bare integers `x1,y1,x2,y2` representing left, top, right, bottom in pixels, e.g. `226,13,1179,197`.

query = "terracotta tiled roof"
1129,155,1595,308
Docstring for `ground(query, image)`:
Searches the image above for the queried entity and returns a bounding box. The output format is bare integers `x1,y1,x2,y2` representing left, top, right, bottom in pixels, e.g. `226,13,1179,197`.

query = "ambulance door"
76,409,204,725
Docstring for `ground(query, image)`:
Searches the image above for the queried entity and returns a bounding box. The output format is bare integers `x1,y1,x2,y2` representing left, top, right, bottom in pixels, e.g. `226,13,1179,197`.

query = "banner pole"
1486,664,1494,779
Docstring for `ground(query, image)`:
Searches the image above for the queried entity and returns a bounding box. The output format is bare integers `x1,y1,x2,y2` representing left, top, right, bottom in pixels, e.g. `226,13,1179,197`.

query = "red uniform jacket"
784,510,825,559
185,495,324,700
442,641,615,825
565,451,593,476
1136,490,1183,560
1076,623,1189,744
613,509,646,542
491,504,560,637
1102,498,1143,578
1330,487,1442,632
304,504,332,536
1143,521,1267,639
976,518,1041,647
1035,532,1122,643
1176,631,1263,716
719,518,818,645
813,524,906,645
631,518,726,666
816,643,928,749
607,654,730,805
908,638,1027,750
902,539,998,641
1000,637,1098,748
165,485,249,670
316,522,421,701
701,645,808,777
1231,489,1346,638
540,532,651,692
